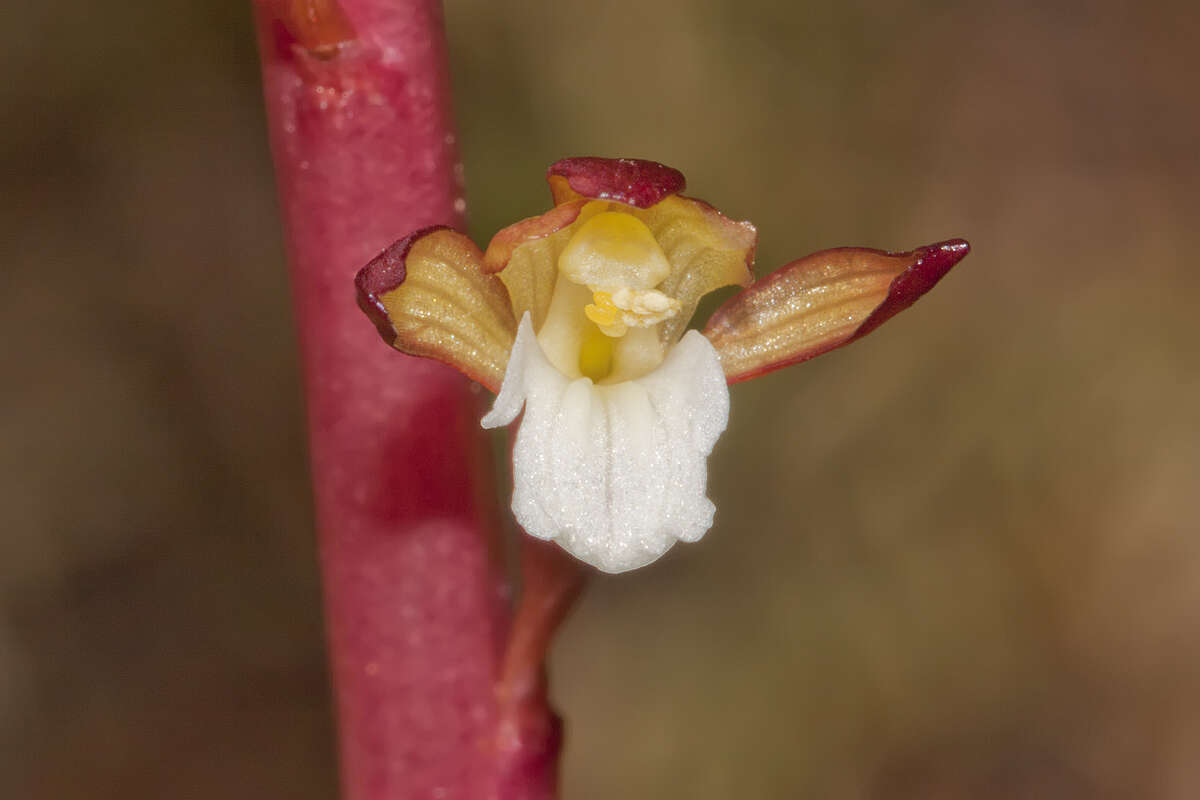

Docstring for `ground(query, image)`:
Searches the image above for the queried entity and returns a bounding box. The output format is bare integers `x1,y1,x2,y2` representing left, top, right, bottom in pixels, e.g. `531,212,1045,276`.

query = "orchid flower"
356,157,969,574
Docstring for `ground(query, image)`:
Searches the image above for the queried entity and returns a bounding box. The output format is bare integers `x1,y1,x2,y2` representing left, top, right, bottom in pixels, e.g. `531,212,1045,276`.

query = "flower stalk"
252,1,564,797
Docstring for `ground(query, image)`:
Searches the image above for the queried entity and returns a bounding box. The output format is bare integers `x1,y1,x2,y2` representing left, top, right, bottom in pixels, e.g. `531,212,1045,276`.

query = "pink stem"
495,540,586,795
252,2,561,797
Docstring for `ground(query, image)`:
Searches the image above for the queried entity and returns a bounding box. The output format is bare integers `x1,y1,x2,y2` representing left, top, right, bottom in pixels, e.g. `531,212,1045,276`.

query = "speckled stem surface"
252,2,557,797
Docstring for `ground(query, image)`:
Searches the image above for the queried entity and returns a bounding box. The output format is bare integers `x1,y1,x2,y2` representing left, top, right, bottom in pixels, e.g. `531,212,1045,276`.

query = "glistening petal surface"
704,239,970,383
356,227,517,393
482,315,730,573
635,195,756,345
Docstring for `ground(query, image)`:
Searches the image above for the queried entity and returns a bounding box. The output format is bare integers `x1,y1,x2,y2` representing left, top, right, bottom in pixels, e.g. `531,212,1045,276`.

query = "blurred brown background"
3,0,1198,797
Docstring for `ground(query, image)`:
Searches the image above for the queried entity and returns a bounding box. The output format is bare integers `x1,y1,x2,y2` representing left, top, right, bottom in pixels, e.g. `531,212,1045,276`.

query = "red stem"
495,540,586,793
251,2,563,797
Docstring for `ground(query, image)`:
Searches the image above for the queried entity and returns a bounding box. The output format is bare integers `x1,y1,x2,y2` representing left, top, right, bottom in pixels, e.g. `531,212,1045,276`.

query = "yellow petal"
489,201,608,329
625,195,756,346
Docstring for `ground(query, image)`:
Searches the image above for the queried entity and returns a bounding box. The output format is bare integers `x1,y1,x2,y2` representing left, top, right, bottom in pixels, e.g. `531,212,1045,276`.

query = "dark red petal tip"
547,157,686,209
856,238,971,339
705,237,971,384
354,225,450,344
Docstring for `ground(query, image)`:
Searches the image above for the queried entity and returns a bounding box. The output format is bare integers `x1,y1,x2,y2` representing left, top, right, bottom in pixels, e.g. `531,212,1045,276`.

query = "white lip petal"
482,313,729,573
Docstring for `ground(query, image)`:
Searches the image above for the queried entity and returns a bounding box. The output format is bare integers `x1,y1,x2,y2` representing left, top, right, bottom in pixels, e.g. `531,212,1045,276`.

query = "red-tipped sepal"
703,239,970,383
547,157,686,208
356,227,517,393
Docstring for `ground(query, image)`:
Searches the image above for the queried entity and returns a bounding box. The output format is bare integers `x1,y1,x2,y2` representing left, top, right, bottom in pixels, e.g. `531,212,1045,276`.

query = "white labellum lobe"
482,314,729,573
